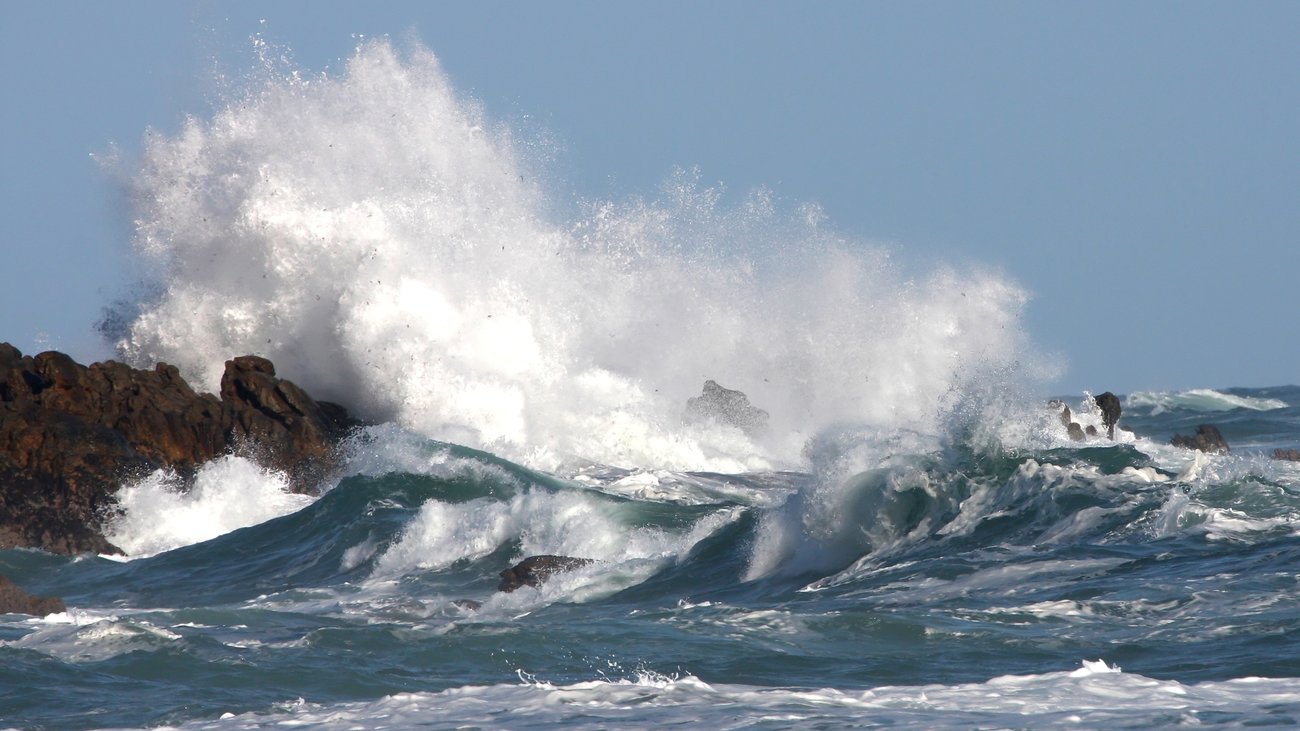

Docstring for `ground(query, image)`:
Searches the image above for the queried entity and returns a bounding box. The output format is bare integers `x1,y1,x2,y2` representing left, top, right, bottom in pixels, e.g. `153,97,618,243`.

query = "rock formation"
0,575,65,616
1171,424,1231,454
684,380,769,437
498,555,594,593
1,343,358,554
1274,449,1300,462
1094,392,1122,440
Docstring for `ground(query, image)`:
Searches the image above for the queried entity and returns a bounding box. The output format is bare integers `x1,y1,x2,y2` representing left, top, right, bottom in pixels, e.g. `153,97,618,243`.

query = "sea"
3,39,1299,729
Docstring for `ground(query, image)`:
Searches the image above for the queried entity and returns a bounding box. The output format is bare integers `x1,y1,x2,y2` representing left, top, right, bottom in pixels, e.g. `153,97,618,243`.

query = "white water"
109,38,1040,474
104,456,310,557
135,661,1300,730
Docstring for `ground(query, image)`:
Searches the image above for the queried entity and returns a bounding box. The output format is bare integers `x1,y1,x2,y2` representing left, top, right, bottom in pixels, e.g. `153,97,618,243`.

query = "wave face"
1127,388,1290,415
108,39,1035,473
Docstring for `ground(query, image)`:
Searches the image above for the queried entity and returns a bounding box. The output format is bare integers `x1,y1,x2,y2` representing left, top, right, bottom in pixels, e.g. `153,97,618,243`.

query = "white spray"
111,38,1037,477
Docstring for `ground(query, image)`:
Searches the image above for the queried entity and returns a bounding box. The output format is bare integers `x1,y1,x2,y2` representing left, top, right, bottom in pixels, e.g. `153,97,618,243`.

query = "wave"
133,662,1300,730
1126,388,1289,415
104,37,1042,474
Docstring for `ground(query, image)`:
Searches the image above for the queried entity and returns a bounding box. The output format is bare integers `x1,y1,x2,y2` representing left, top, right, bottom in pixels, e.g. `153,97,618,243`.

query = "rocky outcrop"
1,343,359,554
498,555,594,593
1094,392,1121,440
1274,449,1300,462
0,575,65,616
684,380,769,437
1171,424,1231,454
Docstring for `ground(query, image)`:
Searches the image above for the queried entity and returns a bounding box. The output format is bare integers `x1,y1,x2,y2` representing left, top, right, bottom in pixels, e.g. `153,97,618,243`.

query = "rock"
498,555,595,593
684,380,769,437
1067,422,1086,441
0,575,65,616
1093,392,1121,439
0,343,360,554
1274,449,1300,462
1171,424,1231,454
451,599,483,611
1085,425,1098,437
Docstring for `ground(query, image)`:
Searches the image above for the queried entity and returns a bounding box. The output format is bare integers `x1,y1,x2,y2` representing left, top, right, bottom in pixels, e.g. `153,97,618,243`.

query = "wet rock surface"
0,343,358,554
1171,424,1231,454
498,555,595,593
0,574,65,616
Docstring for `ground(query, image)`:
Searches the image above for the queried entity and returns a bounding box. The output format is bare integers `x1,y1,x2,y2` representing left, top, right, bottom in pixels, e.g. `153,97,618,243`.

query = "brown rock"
498,555,595,593
0,343,360,554
1171,424,1231,454
0,575,65,616
1274,449,1300,462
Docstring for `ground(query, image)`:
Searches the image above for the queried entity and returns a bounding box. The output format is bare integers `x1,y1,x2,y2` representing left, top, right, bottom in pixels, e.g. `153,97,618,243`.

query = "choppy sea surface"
4,386,1300,729
5,39,1299,729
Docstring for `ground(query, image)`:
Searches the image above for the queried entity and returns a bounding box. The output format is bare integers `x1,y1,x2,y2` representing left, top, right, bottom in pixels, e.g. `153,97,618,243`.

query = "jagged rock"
1274,449,1300,462
0,575,65,616
0,343,360,554
1094,392,1121,439
684,380,769,436
498,555,594,593
1171,424,1231,454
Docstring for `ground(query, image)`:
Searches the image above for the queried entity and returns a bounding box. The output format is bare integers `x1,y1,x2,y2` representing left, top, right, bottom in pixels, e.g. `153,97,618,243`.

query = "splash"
110,38,1038,473
104,456,311,557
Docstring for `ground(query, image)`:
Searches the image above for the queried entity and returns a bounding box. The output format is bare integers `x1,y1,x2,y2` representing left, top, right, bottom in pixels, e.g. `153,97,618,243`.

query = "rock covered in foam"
0,575,65,616
0,343,359,554
684,380,769,437
1171,424,1231,454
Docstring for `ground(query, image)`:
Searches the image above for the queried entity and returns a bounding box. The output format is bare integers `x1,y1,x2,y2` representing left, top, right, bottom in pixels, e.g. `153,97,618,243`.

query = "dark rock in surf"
0,575,65,616
684,380,769,437
498,555,595,593
451,599,483,611
1273,449,1300,462
0,343,360,554
1067,422,1086,442
1170,424,1231,454
1093,392,1122,439
1085,425,1099,437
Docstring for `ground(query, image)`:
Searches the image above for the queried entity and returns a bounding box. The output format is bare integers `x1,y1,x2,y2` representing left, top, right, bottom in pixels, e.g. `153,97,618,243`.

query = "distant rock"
0,575,65,616
1274,449,1300,462
498,555,594,593
1,343,360,554
1094,392,1122,439
684,380,769,437
1171,424,1231,454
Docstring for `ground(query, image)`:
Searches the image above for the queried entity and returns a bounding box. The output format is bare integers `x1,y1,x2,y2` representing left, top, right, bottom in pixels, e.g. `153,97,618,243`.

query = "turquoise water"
4,387,1299,729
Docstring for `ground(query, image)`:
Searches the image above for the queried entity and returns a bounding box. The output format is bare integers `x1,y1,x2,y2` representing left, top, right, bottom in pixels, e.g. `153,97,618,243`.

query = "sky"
2,1,1296,396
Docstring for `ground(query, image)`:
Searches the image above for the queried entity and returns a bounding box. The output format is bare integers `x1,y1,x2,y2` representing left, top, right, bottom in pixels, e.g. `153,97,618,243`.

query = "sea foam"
108,38,1040,474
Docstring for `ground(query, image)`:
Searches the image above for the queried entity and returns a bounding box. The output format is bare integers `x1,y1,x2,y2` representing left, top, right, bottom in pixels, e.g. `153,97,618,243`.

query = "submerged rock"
0,575,65,616
498,555,595,593
684,380,769,437
1171,424,1231,454
0,343,359,554
1274,449,1300,462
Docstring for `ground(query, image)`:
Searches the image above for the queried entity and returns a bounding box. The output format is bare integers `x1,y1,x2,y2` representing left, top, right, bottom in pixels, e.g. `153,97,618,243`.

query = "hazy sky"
2,2,1296,395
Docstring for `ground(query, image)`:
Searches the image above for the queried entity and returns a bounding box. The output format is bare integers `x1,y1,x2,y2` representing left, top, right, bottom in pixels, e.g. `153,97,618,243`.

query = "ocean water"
5,39,1300,729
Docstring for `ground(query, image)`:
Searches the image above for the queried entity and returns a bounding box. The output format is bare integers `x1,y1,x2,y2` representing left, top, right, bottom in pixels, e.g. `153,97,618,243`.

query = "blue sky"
2,2,1296,395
